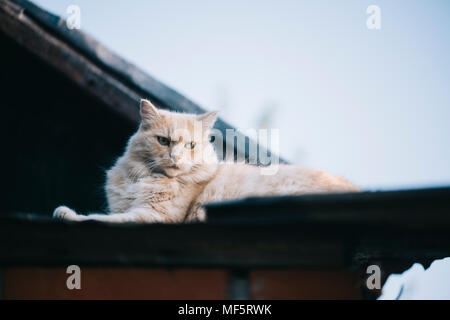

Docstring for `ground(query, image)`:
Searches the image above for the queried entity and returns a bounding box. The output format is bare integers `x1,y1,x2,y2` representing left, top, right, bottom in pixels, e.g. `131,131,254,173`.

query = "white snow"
379,257,450,300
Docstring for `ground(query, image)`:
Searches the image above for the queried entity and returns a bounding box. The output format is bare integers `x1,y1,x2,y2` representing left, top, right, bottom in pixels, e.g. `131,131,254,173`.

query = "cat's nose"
170,147,183,163
171,155,182,162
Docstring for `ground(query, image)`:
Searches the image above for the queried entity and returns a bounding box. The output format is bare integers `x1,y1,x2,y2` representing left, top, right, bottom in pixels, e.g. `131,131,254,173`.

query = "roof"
0,0,280,164
1,187,450,270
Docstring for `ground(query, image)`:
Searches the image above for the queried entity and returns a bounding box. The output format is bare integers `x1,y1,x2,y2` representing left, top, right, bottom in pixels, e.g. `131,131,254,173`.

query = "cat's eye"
157,136,170,146
185,142,196,149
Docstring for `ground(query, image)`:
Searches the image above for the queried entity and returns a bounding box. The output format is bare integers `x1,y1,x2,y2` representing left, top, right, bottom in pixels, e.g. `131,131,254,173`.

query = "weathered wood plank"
206,187,450,229
0,187,449,268
0,216,348,268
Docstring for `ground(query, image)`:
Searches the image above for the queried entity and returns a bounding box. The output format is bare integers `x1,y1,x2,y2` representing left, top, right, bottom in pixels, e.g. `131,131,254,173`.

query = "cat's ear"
197,111,218,130
140,99,160,124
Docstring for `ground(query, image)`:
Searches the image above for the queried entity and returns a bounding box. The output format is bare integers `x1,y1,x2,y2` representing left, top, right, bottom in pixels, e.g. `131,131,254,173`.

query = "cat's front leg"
53,206,84,221
53,206,165,223
184,203,206,222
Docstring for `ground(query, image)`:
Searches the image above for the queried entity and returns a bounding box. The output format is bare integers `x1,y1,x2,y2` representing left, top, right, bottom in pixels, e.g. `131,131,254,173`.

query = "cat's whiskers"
146,161,160,172
127,163,151,182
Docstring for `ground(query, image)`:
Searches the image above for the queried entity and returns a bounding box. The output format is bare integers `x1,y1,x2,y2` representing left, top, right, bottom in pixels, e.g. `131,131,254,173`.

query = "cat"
53,99,359,223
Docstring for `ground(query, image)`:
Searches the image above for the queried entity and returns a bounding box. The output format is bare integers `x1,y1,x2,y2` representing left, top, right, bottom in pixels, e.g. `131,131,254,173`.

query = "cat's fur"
54,99,359,223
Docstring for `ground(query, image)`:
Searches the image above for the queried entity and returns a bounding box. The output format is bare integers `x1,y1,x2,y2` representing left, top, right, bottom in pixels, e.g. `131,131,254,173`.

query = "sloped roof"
0,0,279,163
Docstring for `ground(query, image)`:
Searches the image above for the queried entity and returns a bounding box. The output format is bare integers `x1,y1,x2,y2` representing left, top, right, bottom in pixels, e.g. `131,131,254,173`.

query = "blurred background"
36,0,450,190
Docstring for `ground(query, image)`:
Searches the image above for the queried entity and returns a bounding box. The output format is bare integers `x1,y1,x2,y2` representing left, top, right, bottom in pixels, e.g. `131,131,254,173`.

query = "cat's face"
134,99,218,177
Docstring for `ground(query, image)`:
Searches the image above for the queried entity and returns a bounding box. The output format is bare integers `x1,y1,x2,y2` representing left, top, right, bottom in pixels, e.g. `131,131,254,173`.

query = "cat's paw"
185,205,206,223
53,206,79,221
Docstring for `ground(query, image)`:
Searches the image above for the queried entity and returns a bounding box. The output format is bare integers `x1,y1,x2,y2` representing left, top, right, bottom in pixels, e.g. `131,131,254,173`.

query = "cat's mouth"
163,163,192,177
164,164,182,177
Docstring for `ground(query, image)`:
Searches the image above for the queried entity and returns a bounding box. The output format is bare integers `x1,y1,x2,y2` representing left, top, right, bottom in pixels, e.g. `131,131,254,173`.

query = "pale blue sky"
36,0,450,190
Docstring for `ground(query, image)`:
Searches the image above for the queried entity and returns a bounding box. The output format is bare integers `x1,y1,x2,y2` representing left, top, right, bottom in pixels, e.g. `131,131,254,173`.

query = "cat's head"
131,99,219,178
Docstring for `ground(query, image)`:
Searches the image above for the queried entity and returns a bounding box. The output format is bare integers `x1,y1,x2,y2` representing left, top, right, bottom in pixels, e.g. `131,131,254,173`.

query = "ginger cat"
54,99,359,223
